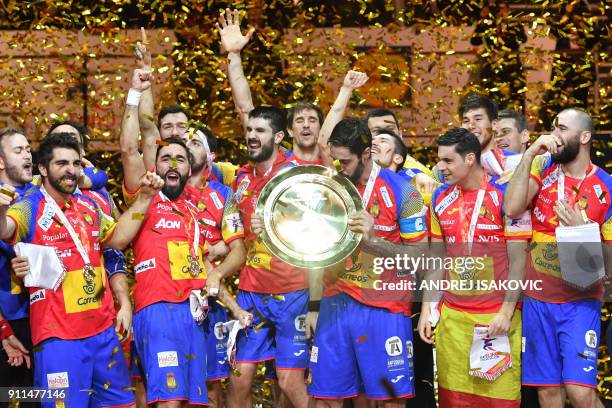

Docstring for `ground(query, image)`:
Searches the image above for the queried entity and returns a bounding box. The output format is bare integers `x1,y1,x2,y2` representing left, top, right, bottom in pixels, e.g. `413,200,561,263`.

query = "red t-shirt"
124,189,208,312
7,190,117,345
430,175,531,314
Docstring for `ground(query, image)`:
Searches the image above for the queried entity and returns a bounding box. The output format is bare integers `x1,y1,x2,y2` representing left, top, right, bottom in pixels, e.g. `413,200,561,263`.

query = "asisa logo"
154,218,181,229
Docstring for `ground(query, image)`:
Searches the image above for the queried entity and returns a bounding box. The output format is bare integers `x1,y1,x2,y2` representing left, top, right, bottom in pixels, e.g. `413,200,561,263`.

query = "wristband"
126,88,141,106
0,319,14,341
308,300,320,312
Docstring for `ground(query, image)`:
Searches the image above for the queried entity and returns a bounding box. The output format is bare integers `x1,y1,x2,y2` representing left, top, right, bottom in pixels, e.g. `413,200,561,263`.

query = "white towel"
555,223,604,289
13,243,66,291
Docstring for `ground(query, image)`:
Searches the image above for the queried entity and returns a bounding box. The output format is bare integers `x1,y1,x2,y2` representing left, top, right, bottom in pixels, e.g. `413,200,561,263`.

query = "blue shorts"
522,298,600,388
34,325,134,408
129,340,143,380
308,293,414,400
133,301,208,405
236,289,308,369
204,298,230,381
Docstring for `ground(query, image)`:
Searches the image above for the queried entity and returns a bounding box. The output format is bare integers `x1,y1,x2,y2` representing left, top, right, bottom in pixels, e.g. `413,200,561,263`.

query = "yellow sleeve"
217,162,238,188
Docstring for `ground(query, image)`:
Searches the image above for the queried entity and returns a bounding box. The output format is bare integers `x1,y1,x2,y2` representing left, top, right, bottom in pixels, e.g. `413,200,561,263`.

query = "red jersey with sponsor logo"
324,167,427,315
527,156,612,302
6,190,117,345
184,182,244,246
232,150,307,293
124,188,208,312
430,175,531,314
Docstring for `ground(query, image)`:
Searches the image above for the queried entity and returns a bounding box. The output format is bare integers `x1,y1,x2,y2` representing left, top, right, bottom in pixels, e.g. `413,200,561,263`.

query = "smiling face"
289,108,321,149
156,143,191,199
0,132,32,185
436,145,474,185
40,147,81,195
550,110,583,164
461,108,494,150
371,133,403,169
494,118,527,153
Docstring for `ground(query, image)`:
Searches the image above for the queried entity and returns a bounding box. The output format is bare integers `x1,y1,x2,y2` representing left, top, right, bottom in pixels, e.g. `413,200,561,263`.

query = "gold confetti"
132,213,145,220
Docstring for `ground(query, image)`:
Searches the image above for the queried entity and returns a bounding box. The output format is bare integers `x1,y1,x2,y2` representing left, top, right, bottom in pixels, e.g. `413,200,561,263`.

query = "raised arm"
504,134,560,218
120,69,153,193
318,70,369,148
216,8,255,129
105,172,163,250
134,28,160,170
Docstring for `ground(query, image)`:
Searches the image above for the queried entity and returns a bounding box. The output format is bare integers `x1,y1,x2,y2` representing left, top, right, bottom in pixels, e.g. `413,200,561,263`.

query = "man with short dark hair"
495,109,529,154
366,109,440,195
227,106,309,408
459,93,523,177
371,130,406,171
505,108,611,408
308,117,427,407
418,127,528,407
0,132,163,408
156,104,191,140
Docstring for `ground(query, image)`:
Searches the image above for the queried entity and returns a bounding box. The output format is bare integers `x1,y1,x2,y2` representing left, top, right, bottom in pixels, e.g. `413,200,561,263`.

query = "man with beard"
217,8,368,166
121,71,212,407
307,118,427,407
0,127,37,407
46,120,109,191
227,106,309,408
0,132,164,408
505,108,612,408
183,127,250,408
46,124,133,346
418,128,528,407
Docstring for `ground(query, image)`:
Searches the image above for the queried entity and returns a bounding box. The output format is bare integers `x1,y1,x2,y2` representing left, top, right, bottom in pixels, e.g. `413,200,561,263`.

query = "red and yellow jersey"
527,156,612,302
184,182,244,246
232,150,307,294
123,188,209,312
324,167,427,315
6,190,117,345
430,175,531,314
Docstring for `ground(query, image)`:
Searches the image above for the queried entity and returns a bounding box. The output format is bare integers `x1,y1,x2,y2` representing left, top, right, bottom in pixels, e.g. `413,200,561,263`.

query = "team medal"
83,263,96,282
188,253,201,277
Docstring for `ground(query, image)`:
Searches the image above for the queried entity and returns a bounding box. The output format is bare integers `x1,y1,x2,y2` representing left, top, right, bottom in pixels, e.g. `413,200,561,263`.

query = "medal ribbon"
159,192,200,260
456,175,488,254
40,186,92,268
361,162,381,207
